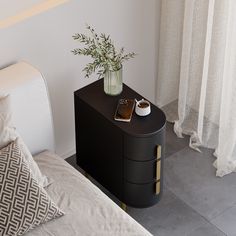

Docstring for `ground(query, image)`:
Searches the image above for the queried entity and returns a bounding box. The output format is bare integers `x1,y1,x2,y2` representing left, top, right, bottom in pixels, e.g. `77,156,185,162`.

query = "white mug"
135,99,151,116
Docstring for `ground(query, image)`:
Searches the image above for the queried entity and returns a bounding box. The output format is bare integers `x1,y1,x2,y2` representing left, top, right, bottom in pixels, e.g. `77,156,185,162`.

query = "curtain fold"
157,0,236,176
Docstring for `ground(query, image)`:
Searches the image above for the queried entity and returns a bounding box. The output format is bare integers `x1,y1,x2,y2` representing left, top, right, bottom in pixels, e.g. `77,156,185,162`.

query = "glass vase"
104,67,123,96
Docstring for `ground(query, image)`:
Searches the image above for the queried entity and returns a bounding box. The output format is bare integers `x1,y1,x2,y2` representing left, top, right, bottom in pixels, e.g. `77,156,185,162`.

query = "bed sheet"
25,151,152,236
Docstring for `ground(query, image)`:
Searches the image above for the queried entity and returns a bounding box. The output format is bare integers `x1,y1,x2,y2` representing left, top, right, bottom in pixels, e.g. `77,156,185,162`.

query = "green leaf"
71,24,136,78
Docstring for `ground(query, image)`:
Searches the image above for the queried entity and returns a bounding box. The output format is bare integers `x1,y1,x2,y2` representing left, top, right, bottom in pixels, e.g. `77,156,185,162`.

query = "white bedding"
26,151,152,236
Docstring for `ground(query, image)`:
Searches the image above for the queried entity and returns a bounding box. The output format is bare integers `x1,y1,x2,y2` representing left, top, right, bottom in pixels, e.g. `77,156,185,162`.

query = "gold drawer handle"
156,159,161,180
156,181,160,195
156,145,162,195
156,145,161,180
156,145,161,159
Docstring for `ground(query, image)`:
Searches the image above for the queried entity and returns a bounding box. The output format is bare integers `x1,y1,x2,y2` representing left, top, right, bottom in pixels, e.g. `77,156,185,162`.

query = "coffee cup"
135,99,151,116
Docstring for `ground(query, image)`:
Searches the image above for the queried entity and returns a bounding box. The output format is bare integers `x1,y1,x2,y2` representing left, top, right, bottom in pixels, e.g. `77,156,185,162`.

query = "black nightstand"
74,80,166,208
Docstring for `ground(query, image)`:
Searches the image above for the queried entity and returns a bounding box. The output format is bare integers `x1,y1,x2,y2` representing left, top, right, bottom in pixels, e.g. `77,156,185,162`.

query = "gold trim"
156,160,161,180
84,172,89,178
121,202,127,211
157,145,162,159
156,181,160,195
156,145,161,181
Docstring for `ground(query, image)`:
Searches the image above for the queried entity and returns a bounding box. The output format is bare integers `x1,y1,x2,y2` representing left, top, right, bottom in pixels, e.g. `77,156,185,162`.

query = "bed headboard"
0,62,55,155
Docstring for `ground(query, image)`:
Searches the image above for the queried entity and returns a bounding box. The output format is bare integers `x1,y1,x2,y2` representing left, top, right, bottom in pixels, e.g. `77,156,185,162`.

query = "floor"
66,122,236,236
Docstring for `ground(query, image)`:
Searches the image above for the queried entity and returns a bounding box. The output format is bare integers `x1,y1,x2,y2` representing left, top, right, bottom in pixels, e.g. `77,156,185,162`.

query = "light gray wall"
0,0,160,158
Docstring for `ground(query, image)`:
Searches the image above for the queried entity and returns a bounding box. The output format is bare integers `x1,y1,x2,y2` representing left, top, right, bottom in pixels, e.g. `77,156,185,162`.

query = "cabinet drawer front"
124,159,157,184
124,131,165,161
123,181,162,208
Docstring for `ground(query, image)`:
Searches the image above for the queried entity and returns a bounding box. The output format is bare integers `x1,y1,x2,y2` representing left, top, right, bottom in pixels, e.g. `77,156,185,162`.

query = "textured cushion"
0,139,64,236
0,95,50,187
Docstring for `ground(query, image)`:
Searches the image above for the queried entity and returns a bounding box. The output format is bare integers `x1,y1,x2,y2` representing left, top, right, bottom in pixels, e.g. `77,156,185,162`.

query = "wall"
0,0,160,158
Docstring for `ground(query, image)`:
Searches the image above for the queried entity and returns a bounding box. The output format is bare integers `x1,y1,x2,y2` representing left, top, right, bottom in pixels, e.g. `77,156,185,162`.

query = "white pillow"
0,94,50,187
0,94,16,148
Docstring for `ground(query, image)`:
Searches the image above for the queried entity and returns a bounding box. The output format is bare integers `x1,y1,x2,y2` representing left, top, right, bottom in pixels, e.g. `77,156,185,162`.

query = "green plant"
72,25,136,78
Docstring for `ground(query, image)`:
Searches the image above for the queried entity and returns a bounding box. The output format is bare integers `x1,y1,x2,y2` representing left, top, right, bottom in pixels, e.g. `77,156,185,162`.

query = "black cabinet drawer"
124,130,165,161
123,181,162,208
124,158,157,184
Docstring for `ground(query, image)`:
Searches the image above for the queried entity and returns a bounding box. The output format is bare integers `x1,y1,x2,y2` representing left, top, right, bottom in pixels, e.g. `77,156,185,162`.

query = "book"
114,99,135,122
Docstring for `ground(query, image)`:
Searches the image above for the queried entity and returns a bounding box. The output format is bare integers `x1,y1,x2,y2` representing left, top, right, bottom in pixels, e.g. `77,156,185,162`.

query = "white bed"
0,62,152,236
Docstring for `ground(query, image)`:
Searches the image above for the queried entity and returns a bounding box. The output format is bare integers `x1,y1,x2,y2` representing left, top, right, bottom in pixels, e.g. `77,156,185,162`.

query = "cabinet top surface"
74,80,166,137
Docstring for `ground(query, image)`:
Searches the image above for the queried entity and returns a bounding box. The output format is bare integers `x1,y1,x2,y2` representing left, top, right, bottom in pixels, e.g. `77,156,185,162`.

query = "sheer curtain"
156,0,236,177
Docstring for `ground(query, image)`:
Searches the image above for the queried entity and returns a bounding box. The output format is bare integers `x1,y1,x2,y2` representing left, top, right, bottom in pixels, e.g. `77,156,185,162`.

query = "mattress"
26,151,152,236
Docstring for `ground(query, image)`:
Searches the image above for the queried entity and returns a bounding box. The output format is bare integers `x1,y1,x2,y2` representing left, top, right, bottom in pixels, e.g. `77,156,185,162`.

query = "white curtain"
157,0,236,177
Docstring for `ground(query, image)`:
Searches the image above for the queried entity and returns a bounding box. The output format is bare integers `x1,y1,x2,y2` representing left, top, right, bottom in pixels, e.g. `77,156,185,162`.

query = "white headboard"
0,62,55,155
